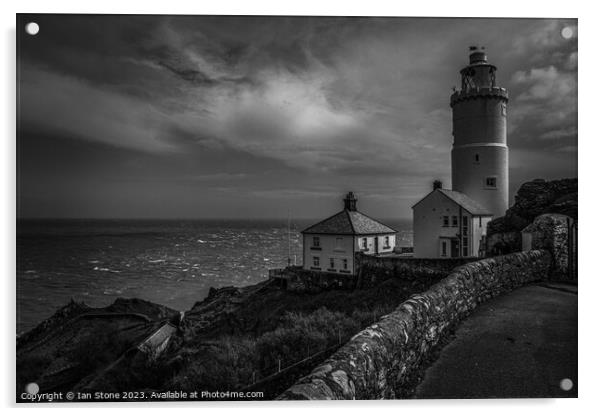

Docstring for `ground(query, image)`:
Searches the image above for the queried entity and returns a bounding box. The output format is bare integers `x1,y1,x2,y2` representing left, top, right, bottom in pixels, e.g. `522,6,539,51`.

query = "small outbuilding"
412,182,493,258
301,192,397,275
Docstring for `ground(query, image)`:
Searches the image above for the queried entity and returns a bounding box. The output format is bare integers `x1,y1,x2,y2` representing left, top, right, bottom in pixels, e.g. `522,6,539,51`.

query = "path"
415,283,577,399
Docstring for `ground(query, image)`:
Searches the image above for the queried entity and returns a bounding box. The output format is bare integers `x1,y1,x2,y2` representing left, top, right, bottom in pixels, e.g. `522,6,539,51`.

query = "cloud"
509,62,577,144
512,66,575,101
20,67,182,153
17,15,578,219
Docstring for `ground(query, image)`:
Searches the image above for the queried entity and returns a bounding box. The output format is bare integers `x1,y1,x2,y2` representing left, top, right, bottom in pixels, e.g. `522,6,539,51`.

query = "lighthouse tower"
450,47,509,218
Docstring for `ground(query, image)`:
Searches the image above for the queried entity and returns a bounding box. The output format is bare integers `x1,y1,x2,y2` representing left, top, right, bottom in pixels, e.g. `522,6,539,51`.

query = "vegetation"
161,276,434,396
17,275,439,399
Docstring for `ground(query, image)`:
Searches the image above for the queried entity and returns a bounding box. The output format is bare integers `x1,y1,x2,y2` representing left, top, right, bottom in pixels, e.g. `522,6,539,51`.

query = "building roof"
412,188,493,216
302,209,397,235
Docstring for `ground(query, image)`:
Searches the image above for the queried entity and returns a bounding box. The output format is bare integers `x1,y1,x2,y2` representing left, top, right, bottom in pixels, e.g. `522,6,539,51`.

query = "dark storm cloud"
17,15,577,219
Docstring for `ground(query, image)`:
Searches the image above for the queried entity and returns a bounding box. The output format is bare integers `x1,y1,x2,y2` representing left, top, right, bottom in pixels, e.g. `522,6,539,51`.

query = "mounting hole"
560,378,573,391
561,27,573,39
25,382,39,395
25,22,39,36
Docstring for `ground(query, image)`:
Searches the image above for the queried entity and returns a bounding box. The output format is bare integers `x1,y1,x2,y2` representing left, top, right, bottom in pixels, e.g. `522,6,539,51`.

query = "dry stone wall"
522,213,574,281
278,250,551,400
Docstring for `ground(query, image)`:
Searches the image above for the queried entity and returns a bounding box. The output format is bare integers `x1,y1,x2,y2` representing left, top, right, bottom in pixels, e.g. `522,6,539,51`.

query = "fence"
240,331,347,399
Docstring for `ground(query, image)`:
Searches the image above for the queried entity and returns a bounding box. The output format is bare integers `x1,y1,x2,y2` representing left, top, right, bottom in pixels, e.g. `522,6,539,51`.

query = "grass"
161,275,440,395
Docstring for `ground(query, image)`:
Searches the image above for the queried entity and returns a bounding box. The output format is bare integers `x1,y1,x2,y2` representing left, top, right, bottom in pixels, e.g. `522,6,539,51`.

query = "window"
441,241,447,257
313,256,320,267
385,236,390,248
475,154,480,163
479,216,482,227
362,237,368,249
443,216,449,227
312,236,320,247
485,177,497,188
335,237,344,252
330,258,335,269
342,259,348,269
452,216,458,227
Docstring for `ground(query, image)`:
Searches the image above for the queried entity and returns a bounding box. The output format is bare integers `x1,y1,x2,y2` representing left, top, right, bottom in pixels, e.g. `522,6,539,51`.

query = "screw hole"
560,378,573,391
25,22,39,36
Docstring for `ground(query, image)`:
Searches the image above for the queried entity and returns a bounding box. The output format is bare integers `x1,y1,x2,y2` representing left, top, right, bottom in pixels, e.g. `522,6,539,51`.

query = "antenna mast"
287,210,291,267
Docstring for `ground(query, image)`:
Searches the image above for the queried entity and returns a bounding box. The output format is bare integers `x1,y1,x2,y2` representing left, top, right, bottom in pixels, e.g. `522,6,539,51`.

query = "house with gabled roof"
412,181,493,258
301,192,397,275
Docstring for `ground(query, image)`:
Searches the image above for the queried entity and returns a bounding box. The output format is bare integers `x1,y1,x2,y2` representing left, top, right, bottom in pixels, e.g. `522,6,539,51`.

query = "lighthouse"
450,47,509,219
412,46,508,258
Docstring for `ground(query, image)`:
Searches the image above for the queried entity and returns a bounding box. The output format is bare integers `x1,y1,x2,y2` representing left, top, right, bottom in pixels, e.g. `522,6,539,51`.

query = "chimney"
433,180,443,190
343,192,357,211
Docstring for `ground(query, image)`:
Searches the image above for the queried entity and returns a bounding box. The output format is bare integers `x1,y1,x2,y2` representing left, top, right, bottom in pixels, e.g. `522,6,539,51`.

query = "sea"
17,219,413,334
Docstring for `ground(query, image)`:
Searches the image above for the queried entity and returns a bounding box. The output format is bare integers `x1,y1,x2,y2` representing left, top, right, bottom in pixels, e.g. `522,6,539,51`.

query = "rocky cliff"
17,272,440,400
486,178,577,254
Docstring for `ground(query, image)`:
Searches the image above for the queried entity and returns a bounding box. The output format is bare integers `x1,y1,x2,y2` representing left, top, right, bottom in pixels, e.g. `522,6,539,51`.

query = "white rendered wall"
355,234,396,255
452,144,508,219
302,234,355,274
451,94,509,219
471,215,492,256
413,191,464,258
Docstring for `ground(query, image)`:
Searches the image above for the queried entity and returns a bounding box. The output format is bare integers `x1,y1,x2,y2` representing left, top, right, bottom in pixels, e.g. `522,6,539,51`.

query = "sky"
17,15,577,220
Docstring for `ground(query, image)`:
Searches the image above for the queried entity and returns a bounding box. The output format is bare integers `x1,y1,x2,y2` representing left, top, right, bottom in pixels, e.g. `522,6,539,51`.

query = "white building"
412,47,508,258
302,192,397,275
412,183,492,258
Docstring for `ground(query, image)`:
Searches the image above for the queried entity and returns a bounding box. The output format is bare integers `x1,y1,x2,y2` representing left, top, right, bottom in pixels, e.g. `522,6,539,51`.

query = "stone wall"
522,214,575,281
272,256,477,293
356,254,476,288
278,250,551,400
272,267,357,293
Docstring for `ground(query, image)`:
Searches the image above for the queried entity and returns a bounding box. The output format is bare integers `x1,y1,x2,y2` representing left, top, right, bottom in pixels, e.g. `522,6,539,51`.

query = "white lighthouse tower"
450,47,509,219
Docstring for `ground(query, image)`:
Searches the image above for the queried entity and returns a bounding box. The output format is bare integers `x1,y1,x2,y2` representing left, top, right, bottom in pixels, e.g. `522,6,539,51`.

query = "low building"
412,182,492,258
301,192,397,275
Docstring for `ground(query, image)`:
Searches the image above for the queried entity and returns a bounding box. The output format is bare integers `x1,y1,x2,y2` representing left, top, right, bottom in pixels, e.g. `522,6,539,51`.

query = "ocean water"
17,219,412,333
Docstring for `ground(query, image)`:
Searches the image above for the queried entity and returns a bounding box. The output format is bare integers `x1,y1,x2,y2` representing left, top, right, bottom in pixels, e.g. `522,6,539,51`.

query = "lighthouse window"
475,154,480,163
485,177,497,188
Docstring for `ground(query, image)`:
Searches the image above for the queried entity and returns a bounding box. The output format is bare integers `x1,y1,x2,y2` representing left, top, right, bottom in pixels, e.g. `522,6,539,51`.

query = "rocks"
16,298,178,395
486,178,577,255
278,250,552,400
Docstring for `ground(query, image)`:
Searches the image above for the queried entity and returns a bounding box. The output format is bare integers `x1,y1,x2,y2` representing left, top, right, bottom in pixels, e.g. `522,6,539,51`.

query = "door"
451,239,459,258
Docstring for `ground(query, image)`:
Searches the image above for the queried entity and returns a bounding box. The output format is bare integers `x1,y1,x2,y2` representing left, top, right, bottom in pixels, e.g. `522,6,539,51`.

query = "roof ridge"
412,188,491,215
438,189,491,215
351,209,399,233
345,209,357,234
301,210,346,234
